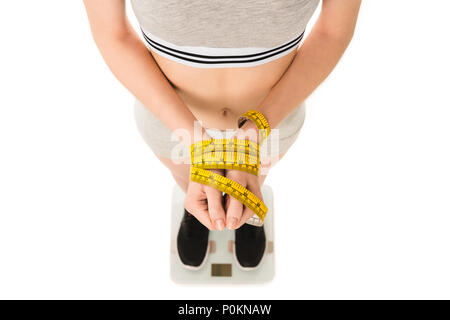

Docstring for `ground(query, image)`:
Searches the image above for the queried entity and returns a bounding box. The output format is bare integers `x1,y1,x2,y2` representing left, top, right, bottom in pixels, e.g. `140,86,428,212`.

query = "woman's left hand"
224,169,263,230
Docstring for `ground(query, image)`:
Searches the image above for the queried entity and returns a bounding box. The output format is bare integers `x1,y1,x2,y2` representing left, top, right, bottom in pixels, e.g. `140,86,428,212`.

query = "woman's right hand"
184,169,227,231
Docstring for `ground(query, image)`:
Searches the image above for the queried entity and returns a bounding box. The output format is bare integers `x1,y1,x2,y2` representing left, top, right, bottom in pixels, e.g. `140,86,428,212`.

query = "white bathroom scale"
170,184,275,284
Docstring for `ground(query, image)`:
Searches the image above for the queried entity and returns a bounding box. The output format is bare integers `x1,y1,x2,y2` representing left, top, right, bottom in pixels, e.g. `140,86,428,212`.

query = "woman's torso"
130,0,320,129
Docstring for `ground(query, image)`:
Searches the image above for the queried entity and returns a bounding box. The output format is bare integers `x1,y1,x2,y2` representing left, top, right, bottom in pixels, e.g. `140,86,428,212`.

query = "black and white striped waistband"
140,28,305,69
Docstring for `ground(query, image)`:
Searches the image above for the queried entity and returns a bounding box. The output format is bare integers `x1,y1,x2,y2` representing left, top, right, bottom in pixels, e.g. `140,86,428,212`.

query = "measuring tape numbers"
190,110,271,225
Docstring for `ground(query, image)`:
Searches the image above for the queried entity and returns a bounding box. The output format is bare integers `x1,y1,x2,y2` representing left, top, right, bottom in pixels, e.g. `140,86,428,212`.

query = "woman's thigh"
258,151,287,185
155,154,191,192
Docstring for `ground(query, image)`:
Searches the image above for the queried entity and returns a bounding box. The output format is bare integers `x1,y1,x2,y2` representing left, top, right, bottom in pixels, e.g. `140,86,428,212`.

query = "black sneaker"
177,209,210,270
234,223,267,270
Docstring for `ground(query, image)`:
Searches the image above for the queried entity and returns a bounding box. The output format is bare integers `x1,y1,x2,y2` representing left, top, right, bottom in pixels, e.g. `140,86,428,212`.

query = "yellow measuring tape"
191,138,260,175
190,167,268,222
190,110,271,224
237,110,271,143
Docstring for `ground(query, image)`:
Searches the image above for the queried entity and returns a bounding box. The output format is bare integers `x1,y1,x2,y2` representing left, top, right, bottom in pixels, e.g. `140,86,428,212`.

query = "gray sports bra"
130,0,320,68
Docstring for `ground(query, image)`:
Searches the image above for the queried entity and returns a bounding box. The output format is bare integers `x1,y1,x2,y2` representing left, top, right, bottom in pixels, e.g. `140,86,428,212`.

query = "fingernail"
228,218,238,229
215,219,225,231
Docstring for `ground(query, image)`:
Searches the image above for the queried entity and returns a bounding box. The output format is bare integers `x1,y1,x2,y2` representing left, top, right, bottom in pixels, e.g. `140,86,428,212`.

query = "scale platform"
170,184,275,284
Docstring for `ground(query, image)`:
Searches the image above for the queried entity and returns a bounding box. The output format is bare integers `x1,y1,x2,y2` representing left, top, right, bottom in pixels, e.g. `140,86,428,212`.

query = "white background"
1,0,449,299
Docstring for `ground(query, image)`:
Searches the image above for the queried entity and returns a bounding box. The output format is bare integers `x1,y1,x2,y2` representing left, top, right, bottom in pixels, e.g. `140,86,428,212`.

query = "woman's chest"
130,0,319,48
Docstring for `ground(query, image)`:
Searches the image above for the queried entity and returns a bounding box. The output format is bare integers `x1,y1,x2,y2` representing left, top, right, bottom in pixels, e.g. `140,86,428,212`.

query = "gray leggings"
134,99,306,161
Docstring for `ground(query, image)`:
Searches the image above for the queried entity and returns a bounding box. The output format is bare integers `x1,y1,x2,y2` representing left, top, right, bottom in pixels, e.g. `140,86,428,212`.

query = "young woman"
83,0,361,270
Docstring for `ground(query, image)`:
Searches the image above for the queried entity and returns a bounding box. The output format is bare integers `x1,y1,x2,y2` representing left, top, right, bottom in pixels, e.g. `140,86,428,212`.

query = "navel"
221,108,230,116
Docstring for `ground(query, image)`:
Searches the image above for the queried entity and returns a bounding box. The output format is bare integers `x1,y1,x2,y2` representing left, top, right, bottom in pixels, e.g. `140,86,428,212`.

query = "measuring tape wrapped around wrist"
237,109,271,143
190,110,271,224
191,138,260,175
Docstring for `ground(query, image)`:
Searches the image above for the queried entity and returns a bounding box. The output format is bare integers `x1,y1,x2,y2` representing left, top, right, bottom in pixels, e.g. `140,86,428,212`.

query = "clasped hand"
184,122,262,230
184,168,262,230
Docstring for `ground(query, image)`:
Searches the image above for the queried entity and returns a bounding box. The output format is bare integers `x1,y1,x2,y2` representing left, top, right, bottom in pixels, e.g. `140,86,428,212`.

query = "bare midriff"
150,48,299,130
